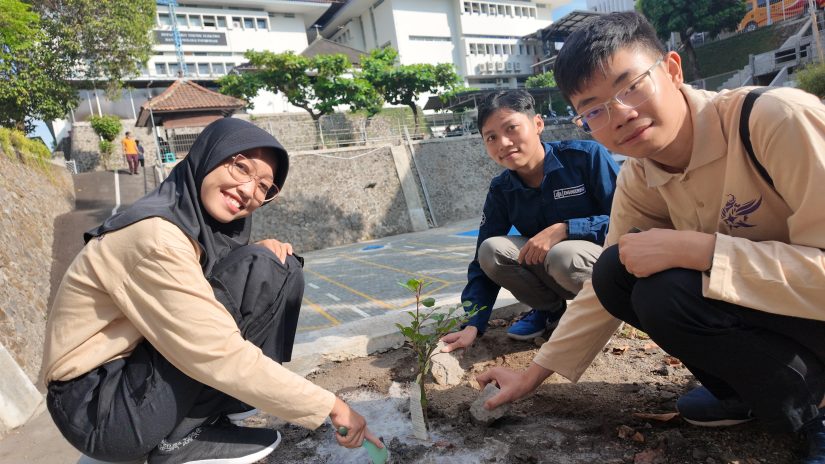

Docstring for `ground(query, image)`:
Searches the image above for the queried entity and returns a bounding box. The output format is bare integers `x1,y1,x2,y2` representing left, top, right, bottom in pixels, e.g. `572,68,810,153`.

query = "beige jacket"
534,85,825,382
40,217,336,429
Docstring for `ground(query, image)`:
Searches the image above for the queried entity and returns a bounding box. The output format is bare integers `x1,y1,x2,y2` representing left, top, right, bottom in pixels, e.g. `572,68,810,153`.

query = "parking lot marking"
344,256,450,284
307,283,320,289
349,305,370,318
305,269,394,310
326,293,341,302
302,296,339,325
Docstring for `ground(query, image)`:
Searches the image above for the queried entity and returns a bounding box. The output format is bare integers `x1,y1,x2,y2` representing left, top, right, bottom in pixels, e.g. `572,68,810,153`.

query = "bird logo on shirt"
720,194,762,228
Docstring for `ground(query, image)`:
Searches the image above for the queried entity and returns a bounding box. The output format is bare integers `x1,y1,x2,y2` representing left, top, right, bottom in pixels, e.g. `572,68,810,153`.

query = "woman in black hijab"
42,118,382,464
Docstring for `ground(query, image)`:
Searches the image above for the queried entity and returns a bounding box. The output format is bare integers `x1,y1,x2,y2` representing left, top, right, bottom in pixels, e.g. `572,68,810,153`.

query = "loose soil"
250,317,802,463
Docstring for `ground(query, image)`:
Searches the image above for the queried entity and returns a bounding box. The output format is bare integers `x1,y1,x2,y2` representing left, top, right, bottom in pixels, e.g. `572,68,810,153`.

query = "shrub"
795,62,825,99
0,128,13,160
89,115,122,142
0,127,53,178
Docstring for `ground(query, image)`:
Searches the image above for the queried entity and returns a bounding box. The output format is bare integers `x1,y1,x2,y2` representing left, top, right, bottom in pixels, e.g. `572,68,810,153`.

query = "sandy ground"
242,315,803,464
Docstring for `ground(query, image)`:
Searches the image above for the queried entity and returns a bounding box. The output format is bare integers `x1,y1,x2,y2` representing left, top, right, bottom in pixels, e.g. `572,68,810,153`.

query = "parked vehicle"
738,0,825,32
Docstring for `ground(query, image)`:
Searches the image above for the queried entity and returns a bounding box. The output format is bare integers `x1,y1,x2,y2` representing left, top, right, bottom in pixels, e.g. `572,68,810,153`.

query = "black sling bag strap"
739,87,775,188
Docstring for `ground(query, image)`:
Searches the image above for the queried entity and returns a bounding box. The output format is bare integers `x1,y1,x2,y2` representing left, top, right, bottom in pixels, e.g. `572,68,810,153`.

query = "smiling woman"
40,118,385,463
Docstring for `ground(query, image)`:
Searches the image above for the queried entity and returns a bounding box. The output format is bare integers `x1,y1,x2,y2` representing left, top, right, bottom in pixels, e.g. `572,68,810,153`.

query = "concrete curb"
0,344,44,434
286,292,527,376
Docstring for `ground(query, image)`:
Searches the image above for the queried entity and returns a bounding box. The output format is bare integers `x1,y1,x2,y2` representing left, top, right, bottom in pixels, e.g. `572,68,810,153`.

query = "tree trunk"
409,104,420,136
680,31,701,83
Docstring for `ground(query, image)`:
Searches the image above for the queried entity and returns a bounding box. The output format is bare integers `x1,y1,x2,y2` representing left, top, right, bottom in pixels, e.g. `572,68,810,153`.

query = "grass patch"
0,127,55,180
695,20,802,78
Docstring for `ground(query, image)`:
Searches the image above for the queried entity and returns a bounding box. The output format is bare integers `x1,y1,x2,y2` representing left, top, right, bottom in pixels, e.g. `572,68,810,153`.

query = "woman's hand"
329,397,384,450
255,239,293,264
440,326,478,352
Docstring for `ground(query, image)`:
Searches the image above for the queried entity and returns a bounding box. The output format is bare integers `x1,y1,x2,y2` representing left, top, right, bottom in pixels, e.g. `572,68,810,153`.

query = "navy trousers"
591,244,825,433
47,245,304,461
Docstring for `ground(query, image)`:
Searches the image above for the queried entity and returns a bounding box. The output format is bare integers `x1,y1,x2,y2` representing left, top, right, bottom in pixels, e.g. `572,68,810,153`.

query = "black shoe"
802,412,825,464
676,386,754,427
147,423,281,464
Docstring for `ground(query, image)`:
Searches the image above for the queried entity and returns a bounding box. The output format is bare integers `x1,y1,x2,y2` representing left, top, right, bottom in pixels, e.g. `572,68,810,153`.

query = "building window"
243,18,254,29
168,63,180,77
506,5,512,15
185,63,196,76
480,3,488,14
232,17,242,28
213,63,226,75
154,63,168,76
189,15,202,27
217,16,227,28
463,2,471,13
256,18,267,30
176,14,187,27
409,35,451,42
471,3,480,14
198,63,210,75
203,15,216,27
494,44,502,55
225,63,236,73
486,44,493,55
158,13,171,26
519,44,524,55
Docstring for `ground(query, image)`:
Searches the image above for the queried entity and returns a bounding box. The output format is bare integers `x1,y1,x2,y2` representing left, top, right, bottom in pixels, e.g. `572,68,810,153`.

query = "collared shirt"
463,140,619,331
534,85,825,382
41,217,336,429
122,137,138,155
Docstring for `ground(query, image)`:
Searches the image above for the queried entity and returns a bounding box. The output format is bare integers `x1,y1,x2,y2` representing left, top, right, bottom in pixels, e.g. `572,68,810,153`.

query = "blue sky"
552,0,588,20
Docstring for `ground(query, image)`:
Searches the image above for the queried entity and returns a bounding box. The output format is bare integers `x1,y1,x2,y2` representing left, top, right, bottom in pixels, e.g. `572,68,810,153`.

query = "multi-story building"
585,0,634,13
66,0,335,124
320,0,571,89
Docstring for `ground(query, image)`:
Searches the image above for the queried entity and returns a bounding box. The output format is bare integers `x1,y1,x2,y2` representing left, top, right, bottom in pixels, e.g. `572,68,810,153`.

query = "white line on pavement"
403,246,415,249
423,248,438,253
307,283,320,289
111,171,121,216
349,305,370,318
326,293,341,301
451,252,470,256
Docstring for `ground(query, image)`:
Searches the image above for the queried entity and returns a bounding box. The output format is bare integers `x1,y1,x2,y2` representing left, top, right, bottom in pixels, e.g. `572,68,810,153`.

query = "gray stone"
470,383,510,426
430,341,464,386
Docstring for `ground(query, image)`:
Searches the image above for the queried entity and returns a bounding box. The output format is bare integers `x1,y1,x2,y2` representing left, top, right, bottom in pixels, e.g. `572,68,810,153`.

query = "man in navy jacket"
442,90,619,351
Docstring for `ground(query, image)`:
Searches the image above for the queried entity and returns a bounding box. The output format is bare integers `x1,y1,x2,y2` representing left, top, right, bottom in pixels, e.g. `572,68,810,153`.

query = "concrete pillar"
389,145,429,232
0,344,43,434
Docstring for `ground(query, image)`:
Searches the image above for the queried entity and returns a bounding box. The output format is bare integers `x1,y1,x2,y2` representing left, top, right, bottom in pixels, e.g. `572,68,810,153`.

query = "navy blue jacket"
463,140,619,332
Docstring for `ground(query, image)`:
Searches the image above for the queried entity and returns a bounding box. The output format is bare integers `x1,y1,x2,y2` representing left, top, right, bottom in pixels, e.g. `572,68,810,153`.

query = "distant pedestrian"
136,139,145,168
121,131,139,175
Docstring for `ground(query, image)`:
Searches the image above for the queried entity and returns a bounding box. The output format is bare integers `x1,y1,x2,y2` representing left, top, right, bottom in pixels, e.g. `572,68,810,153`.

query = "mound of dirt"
249,318,802,463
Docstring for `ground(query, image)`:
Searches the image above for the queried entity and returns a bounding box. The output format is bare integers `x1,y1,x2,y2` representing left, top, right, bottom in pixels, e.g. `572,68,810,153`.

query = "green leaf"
421,297,436,308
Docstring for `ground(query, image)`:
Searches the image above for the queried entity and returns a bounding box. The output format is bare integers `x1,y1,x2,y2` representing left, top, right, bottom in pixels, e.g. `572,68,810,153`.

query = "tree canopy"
0,0,76,131
525,71,556,89
219,50,381,121
637,0,745,81
33,0,156,93
359,47,461,127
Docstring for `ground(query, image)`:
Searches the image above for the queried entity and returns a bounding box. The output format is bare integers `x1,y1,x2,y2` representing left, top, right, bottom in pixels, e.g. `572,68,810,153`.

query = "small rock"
533,336,547,347
617,424,636,439
431,341,464,386
692,448,709,460
652,365,672,376
470,383,510,426
634,448,666,464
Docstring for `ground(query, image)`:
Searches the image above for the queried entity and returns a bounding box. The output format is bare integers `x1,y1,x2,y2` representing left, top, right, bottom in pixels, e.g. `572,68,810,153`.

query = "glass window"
154,63,168,75
494,44,501,55
519,44,524,55
480,3,488,14
506,5,512,15
176,14,187,27
486,44,493,54
232,17,242,28
257,18,267,30
168,63,180,77
464,2,471,13
158,13,171,26
530,8,536,18
217,16,227,28
189,15,202,27
243,17,254,29
213,63,226,75
489,4,497,15
203,15,216,27
185,63,196,76
198,63,210,75
471,3,480,14
225,63,235,73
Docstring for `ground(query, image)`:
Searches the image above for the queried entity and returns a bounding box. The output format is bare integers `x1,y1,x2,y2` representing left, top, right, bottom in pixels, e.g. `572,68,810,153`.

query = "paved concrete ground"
0,166,524,463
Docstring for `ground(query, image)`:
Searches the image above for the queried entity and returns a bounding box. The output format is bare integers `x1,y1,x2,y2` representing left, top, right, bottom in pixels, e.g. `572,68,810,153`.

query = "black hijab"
85,118,289,277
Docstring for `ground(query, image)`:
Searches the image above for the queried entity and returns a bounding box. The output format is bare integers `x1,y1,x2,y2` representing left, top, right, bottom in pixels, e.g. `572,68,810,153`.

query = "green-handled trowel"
337,426,390,464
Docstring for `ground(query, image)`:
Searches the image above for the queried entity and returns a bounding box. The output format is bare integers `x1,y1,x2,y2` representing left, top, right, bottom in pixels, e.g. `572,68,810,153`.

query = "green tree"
33,0,156,94
0,0,77,132
525,71,556,89
220,51,380,121
637,0,745,81
796,62,825,99
89,115,122,169
360,47,461,130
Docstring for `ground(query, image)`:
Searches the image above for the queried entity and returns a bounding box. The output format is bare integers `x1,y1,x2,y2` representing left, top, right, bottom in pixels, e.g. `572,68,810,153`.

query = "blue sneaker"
506,304,564,341
676,386,754,427
802,412,825,464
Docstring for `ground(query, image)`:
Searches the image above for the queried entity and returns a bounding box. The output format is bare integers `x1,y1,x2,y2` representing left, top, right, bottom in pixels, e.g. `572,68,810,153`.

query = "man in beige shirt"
476,12,825,462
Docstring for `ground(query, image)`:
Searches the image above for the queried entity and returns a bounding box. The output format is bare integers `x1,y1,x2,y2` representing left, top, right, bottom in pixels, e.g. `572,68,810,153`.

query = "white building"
65,0,334,126
585,0,634,13
320,0,571,89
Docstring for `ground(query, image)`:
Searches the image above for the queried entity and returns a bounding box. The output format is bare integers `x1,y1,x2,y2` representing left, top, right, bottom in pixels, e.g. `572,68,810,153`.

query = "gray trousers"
478,236,602,312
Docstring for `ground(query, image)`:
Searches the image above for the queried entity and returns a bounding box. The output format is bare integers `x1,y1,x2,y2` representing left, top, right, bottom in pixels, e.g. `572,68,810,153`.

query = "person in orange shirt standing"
122,131,140,175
